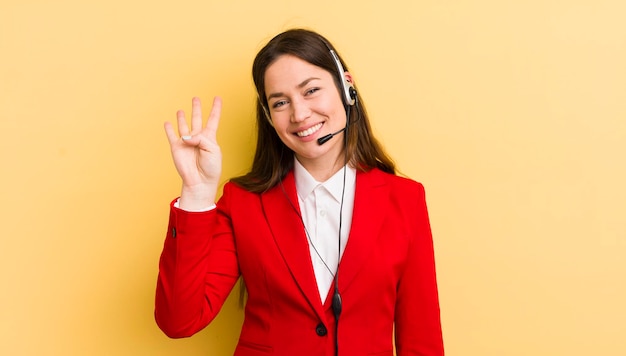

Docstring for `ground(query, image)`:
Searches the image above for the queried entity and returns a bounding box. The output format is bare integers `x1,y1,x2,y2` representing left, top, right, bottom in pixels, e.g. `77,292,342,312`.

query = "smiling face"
264,54,348,175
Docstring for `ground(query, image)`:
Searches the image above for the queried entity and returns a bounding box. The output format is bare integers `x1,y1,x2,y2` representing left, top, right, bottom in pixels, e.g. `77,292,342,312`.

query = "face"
264,54,348,171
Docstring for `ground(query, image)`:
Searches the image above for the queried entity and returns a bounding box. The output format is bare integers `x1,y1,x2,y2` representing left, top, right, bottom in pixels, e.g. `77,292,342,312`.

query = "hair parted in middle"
231,28,395,193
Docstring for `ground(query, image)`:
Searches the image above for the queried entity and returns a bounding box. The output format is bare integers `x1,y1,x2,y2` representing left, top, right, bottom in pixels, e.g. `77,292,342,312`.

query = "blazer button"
315,323,327,336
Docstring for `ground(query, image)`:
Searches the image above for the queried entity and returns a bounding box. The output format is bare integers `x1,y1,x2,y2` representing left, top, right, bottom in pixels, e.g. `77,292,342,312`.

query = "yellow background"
1,0,625,355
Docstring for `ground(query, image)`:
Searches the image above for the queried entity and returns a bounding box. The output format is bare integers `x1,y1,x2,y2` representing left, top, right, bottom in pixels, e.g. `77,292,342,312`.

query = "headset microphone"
317,127,346,145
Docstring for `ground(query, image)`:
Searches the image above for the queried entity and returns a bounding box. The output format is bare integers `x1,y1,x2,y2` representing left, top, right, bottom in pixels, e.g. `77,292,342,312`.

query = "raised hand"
164,97,222,210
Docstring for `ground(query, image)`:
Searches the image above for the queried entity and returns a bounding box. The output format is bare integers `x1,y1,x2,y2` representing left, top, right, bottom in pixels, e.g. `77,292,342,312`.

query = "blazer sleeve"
154,183,240,338
395,183,444,355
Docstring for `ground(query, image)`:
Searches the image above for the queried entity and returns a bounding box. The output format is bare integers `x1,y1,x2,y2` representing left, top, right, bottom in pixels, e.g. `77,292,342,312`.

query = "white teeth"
296,123,323,137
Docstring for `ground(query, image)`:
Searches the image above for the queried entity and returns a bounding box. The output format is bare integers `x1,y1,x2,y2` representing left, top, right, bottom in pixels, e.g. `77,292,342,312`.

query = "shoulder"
360,168,426,197
358,169,431,232
217,180,261,210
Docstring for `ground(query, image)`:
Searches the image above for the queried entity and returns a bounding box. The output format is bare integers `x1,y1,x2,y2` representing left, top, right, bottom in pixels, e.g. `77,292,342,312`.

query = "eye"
271,99,288,109
305,87,320,96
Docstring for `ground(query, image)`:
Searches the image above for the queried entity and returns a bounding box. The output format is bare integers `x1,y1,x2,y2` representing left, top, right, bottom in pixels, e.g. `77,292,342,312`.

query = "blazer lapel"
336,169,389,293
260,171,325,320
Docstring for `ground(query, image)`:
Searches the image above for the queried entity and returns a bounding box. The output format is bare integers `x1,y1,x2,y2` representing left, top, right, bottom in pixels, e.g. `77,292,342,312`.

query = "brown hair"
232,28,395,192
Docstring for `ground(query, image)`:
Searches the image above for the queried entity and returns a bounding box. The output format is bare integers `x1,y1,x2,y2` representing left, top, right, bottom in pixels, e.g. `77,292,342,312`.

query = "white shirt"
293,159,356,303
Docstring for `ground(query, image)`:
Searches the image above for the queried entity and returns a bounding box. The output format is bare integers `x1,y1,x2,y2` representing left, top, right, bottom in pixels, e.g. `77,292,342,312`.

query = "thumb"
182,134,216,152
181,135,201,146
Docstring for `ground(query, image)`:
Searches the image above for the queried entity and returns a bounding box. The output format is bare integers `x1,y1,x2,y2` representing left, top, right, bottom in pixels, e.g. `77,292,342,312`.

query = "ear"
344,72,357,105
344,72,354,85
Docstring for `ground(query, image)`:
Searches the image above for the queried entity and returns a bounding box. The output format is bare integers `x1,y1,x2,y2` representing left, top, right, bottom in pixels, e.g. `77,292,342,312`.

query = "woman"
156,28,444,355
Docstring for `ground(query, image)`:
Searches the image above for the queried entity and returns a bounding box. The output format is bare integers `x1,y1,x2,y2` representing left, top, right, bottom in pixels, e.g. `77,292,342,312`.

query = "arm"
395,183,444,355
154,195,240,338
156,97,237,337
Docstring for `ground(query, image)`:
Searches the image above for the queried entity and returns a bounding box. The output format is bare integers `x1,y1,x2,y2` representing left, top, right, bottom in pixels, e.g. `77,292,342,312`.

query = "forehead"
264,54,332,90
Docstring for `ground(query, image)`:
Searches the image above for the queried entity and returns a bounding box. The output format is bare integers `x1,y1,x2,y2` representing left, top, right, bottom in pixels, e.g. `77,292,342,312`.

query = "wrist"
179,183,218,211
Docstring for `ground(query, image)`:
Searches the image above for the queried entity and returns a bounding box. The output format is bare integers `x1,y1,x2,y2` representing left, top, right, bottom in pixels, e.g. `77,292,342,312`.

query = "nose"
290,97,311,123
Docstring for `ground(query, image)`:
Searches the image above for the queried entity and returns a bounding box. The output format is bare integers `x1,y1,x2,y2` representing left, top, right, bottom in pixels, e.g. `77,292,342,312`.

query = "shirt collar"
294,157,356,203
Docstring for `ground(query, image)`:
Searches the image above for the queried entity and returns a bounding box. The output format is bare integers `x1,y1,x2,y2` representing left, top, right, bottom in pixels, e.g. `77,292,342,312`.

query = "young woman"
156,28,444,355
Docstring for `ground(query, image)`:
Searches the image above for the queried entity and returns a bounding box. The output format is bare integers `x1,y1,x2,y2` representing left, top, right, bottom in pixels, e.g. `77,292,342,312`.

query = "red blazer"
155,168,444,355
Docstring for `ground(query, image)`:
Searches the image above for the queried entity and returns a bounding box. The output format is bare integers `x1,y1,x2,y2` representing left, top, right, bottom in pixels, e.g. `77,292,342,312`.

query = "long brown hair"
232,29,395,192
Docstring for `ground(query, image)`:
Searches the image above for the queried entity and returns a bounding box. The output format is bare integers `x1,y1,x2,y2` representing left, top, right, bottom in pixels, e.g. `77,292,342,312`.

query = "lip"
292,122,324,141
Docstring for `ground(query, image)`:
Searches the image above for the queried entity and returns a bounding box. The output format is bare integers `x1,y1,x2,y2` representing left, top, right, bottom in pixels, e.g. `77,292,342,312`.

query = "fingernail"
182,135,192,140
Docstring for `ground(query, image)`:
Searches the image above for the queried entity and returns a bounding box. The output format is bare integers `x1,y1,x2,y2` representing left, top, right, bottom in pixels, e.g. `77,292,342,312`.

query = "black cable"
334,102,352,356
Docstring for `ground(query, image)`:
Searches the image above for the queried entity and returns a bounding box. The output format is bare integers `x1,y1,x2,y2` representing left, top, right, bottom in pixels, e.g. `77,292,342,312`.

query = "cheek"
315,97,344,118
270,114,290,131
271,121,294,142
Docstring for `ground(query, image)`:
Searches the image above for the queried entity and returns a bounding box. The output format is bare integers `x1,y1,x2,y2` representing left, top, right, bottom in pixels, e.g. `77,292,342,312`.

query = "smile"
295,123,323,137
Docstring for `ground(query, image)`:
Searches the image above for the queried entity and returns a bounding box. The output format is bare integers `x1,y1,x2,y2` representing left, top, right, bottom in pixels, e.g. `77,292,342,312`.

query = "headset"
316,47,357,146
307,43,356,355
329,48,357,107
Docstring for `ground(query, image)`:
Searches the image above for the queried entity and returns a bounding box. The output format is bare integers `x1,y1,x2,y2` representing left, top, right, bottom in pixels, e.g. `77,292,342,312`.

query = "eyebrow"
266,77,321,101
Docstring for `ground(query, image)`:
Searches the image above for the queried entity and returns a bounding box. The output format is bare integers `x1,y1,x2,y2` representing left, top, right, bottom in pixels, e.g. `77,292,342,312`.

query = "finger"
164,121,179,144
176,109,190,137
204,96,222,140
191,97,203,135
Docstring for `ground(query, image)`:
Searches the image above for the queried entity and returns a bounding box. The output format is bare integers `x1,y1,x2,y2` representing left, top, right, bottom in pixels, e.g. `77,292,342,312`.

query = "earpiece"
316,46,357,145
329,49,356,107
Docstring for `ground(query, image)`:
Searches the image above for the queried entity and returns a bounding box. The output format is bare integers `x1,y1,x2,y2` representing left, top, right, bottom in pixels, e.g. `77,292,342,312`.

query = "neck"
296,154,347,182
